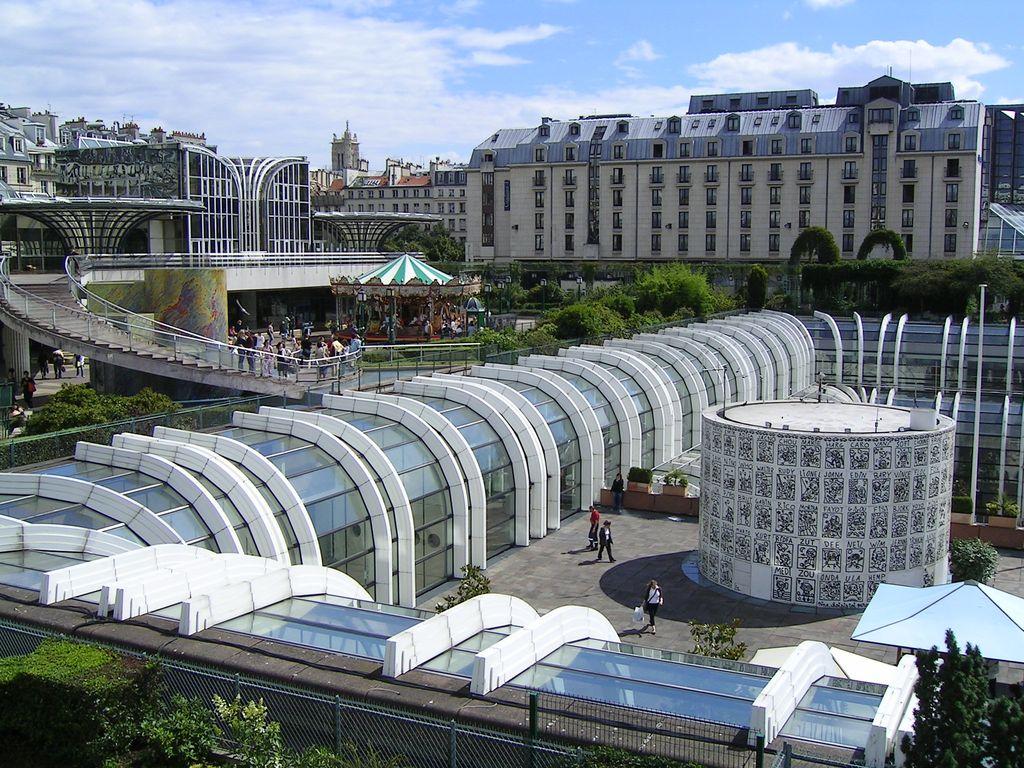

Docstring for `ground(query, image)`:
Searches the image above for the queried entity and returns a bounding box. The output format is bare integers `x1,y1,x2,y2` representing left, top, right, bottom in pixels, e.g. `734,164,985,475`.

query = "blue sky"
3,0,1020,168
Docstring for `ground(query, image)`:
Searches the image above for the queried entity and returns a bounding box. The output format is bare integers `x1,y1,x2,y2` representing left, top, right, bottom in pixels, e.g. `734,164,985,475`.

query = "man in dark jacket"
596,520,615,562
610,472,624,512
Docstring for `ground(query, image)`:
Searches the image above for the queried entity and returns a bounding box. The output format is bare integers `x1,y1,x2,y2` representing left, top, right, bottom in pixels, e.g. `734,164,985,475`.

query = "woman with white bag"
640,579,663,635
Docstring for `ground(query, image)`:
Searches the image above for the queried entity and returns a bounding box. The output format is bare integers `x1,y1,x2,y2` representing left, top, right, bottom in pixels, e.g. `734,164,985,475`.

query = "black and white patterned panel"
698,410,955,609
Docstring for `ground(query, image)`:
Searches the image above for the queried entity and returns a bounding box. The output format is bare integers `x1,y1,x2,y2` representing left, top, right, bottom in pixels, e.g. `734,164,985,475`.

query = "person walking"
587,505,601,550
20,372,35,409
641,579,664,635
52,349,65,379
74,354,85,378
596,520,615,562
611,471,624,513
36,350,49,380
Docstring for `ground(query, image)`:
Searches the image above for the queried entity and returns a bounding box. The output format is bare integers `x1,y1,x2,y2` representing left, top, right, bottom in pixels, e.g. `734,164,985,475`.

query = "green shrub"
985,495,1020,518
689,619,748,661
789,227,840,265
547,302,629,340
138,694,218,767
746,265,768,310
627,467,653,484
662,469,688,488
951,496,974,516
857,228,907,261
949,538,999,584
436,565,491,612
578,746,704,768
22,384,178,436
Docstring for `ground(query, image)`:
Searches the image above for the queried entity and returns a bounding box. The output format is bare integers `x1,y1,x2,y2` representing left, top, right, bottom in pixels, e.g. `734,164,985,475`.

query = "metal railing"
79,251,396,271
0,618,578,768
347,342,484,391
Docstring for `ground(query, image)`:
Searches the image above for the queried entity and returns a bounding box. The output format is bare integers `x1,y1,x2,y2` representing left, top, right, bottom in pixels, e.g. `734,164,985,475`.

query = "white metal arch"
257,407,419,607
74,442,241,554
470,364,602,505
666,326,756,402
470,605,620,695
180,564,372,635
892,314,909,391
0,473,183,547
854,312,865,387
394,377,540,544
384,593,539,678
1007,317,1017,393
764,309,816,388
152,427,306,564
717,317,789,399
519,355,641,473
113,433,290,563
746,311,808,394
813,311,844,386
230,411,398,605
330,392,490,569
564,345,680,462
432,374,562,532
315,394,474,575
636,331,728,405
706,320,777,400
604,338,707,450
957,317,970,391
939,315,953,392
876,313,893,389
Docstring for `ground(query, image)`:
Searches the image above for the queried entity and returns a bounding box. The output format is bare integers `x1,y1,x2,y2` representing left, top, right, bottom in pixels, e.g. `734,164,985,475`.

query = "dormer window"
708,119,716,129
726,115,740,131
787,112,801,129
691,119,700,129
950,106,964,121
617,120,629,133
538,124,550,137
667,117,681,133
491,133,498,142
483,152,494,162
848,111,859,124
754,117,763,126
906,109,919,122
569,123,580,136
771,115,780,126
811,114,820,124
565,145,577,162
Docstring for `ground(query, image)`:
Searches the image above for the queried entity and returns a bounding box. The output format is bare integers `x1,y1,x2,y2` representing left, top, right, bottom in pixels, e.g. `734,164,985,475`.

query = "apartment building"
466,76,982,263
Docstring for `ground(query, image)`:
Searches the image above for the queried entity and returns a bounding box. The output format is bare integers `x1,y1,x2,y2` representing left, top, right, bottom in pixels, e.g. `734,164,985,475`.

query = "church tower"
331,122,361,172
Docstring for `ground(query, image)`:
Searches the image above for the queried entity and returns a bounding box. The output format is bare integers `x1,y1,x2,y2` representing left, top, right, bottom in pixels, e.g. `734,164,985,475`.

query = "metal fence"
0,393,282,470
0,618,579,768
770,744,865,768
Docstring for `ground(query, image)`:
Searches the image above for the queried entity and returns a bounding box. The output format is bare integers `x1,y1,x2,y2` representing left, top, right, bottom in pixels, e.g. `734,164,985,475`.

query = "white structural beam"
939,315,953,392
231,411,398,604
151,428,303,564
257,407,419,607
892,314,909,391
637,331,728,405
854,312,866,387
433,374,562,531
179,564,371,635
383,593,539,678
666,326,755,402
394,377,538,546
764,310,816,390
707,321,777,401
75,442,242,554
814,311,844,386
865,655,919,768
0,472,183,546
113,433,289,563
750,640,838,745
470,606,619,696
471,364,602,504
956,317,970,390
329,392,489,569
717,317,789,400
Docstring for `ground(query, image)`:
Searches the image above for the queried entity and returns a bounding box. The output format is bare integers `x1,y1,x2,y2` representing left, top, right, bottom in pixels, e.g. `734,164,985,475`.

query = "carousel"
330,253,484,343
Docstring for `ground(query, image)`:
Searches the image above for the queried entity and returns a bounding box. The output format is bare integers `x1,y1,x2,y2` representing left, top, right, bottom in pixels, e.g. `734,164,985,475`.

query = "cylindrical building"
698,401,955,608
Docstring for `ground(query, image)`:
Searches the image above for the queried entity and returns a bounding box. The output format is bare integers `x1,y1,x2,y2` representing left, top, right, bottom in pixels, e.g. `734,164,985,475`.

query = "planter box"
661,485,690,497
988,515,1020,529
627,481,651,493
600,488,699,516
950,512,975,525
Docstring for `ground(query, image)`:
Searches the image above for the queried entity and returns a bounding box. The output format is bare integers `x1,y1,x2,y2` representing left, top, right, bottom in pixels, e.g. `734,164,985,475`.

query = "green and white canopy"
355,253,454,286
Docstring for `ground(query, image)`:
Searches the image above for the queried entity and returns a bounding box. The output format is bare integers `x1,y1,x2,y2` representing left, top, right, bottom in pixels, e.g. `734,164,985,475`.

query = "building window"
651,166,664,184
868,108,894,123
843,161,857,180
740,163,753,182
535,212,544,230
618,120,629,133
678,187,690,206
799,186,812,205
535,147,545,162
679,141,691,157
844,186,856,204
740,210,751,228
769,163,782,181
742,140,754,156
705,165,719,183
652,188,662,206
706,210,717,229
740,187,752,206
739,233,751,252
904,234,913,252
612,189,623,206
840,210,855,229
612,234,623,251
705,233,716,252
706,187,717,206
799,162,812,181
565,234,574,251
569,123,581,136
842,234,854,252
651,233,662,252
678,211,689,229
613,212,622,229
652,211,662,228
946,183,959,203
653,143,665,159
565,189,575,208
707,141,719,157
945,209,958,228
677,165,691,183
677,233,689,252
771,138,783,155
16,168,27,185
903,185,915,204
613,144,623,159
848,111,859,124
902,209,914,227
902,159,917,179
565,146,576,162
947,133,961,150
533,170,546,186
904,134,917,151
535,234,544,250
944,233,956,253
799,210,810,228
800,137,813,154
611,167,624,184
535,191,544,207
769,233,780,252
945,158,960,178
565,212,574,229
726,115,740,131
787,113,801,129
845,136,858,153
668,117,681,133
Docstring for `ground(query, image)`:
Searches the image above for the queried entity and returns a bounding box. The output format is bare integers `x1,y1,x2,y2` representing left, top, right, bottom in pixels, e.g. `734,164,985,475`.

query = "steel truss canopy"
314,211,442,253
0,196,205,254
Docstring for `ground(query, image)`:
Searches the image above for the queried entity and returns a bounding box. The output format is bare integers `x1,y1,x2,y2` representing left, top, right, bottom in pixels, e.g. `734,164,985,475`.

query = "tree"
547,302,629,340
381,224,464,262
22,384,178,436
746,265,768,310
949,538,999,583
436,565,491,612
789,227,840,265
857,228,907,260
986,695,1024,768
688,619,748,661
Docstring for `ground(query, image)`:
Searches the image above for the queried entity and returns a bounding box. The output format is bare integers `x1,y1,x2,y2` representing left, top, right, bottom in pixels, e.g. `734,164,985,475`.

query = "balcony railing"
901,167,918,179
704,172,719,183
562,175,577,187
676,173,691,184
738,171,754,182
532,175,546,187
842,169,859,180
798,169,814,181
769,170,783,182
649,173,664,184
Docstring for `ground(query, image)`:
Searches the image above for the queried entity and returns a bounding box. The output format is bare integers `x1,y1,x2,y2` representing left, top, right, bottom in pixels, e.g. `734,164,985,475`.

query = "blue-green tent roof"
356,253,453,285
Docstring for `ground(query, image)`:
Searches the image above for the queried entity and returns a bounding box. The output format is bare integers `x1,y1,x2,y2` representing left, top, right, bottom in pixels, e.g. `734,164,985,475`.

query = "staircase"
0,265,355,398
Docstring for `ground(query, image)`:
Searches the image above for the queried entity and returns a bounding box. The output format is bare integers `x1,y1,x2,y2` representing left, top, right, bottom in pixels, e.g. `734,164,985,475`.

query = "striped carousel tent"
356,253,454,285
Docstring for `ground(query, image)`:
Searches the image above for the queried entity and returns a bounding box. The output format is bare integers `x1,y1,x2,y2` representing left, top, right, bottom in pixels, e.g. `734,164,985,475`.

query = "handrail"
80,251,400,270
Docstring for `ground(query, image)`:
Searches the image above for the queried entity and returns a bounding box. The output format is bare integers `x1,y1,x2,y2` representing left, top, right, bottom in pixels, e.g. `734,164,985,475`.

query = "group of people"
226,320,361,379
34,349,85,381
584,470,664,635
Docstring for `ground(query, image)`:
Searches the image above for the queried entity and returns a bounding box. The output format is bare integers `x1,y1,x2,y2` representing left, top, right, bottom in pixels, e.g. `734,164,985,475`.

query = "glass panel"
780,710,873,749
260,598,419,637
32,506,116,528
287,465,354,504
306,492,366,535
217,613,389,660
268,446,332,475
160,507,213,542
127,485,189,514
0,496,75,519
799,685,881,719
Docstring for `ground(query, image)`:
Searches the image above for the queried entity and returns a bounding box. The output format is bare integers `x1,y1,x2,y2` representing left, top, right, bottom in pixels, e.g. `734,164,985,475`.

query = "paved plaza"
424,507,1024,666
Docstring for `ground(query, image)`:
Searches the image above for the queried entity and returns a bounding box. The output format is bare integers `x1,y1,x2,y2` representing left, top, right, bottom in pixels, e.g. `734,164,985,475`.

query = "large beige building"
465,76,982,263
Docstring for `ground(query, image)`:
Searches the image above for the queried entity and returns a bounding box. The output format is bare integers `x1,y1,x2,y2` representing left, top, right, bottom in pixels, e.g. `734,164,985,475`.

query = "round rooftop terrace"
713,400,949,434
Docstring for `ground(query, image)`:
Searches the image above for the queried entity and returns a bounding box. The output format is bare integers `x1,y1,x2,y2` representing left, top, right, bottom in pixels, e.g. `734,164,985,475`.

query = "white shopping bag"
632,605,645,625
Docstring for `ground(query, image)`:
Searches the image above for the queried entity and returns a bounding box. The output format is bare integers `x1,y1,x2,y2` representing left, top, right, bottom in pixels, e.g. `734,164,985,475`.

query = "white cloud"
805,0,854,7
454,23,563,50
996,97,1024,104
614,39,660,77
688,38,1009,99
470,51,528,66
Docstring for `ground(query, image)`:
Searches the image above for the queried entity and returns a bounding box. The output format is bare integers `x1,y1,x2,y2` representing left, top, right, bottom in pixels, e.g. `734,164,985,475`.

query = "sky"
3,0,1020,169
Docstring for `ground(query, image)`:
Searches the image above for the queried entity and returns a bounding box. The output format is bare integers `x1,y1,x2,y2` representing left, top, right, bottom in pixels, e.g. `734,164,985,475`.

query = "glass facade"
605,368,656,468
778,678,883,749
547,370,622,485
0,548,98,591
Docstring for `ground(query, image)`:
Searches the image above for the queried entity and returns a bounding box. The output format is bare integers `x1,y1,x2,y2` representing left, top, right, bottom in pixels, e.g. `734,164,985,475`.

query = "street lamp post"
385,287,396,344
970,283,987,520
576,275,583,301
355,288,366,334
540,277,548,313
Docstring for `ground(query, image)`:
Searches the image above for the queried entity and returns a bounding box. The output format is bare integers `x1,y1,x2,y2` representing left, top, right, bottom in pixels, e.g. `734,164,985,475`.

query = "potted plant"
950,495,974,525
626,466,653,493
985,495,1020,529
661,468,690,497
